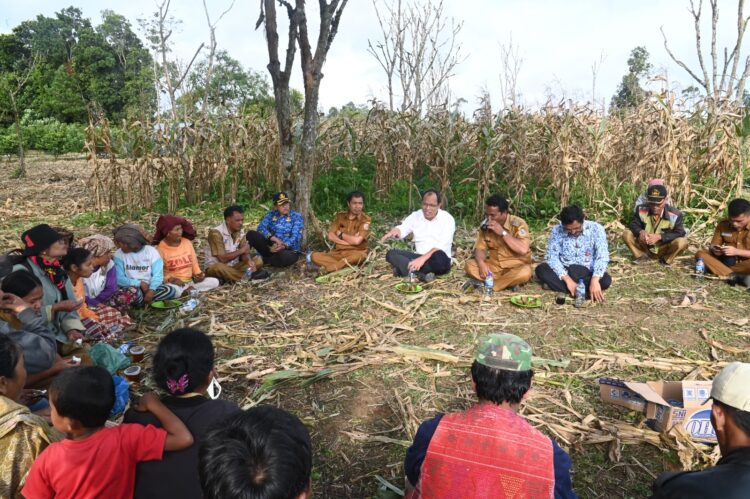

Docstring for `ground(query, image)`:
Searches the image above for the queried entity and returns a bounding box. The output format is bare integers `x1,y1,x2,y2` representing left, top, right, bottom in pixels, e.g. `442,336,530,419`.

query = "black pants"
246,230,299,267
535,263,612,294
386,249,451,277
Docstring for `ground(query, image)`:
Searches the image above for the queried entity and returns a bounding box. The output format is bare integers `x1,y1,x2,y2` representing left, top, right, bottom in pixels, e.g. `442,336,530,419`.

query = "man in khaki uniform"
464,194,532,291
205,205,268,282
307,191,371,273
623,184,688,265
695,198,750,278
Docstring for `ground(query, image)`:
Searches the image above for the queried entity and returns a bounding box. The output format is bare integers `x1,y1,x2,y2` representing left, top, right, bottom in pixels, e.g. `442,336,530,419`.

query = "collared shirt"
475,214,532,267
257,209,304,251
205,222,245,267
628,204,686,244
329,211,372,251
396,209,455,256
546,220,609,278
711,220,750,256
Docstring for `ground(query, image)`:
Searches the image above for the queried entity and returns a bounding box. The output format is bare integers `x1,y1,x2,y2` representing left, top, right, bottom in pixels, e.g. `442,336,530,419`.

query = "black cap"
273,192,291,206
21,224,62,257
646,185,668,203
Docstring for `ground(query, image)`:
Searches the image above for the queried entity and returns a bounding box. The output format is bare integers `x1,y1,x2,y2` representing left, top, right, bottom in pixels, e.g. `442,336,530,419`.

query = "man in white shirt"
380,190,455,282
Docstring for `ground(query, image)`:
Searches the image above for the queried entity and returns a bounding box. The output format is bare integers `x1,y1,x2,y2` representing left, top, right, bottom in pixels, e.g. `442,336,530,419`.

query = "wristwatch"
501,230,508,237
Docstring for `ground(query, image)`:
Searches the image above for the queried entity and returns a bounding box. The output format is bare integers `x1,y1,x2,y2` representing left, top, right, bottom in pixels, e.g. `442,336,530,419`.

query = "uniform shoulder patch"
511,217,521,227
518,228,528,237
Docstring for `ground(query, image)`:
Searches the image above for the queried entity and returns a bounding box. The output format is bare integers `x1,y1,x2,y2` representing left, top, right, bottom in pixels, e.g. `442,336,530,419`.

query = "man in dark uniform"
623,185,687,265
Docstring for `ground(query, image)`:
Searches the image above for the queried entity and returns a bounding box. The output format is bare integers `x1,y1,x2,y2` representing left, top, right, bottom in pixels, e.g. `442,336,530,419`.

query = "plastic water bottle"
695,258,705,282
244,267,254,280
484,271,494,297
180,298,199,312
574,279,586,308
408,270,416,283
189,288,199,299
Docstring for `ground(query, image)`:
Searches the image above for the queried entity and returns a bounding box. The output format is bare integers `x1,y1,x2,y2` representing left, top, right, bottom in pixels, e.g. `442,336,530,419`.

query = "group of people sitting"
0,182,749,497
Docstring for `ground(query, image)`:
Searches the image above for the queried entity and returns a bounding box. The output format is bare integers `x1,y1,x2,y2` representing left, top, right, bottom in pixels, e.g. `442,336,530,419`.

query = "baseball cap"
474,333,532,371
273,192,291,206
647,185,668,203
710,362,750,411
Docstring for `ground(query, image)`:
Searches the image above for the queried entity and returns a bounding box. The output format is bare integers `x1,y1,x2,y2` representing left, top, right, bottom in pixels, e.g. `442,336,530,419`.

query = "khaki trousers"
464,259,533,291
622,230,688,265
205,261,249,283
311,249,368,272
694,249,750,277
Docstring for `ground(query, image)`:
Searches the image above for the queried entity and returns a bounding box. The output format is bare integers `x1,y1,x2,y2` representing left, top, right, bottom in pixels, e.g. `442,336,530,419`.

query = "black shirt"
123,395,240,499
651,446,750,499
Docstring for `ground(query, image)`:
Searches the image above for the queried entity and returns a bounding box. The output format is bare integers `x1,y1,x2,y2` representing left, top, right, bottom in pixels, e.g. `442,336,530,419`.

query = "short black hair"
346,191,365,203
224,205,244,220
0,335,21,379
559,205,585,225
486,194,509,212
714,399,750,436
470,361,533,405
422,189,441,205
199,406,312,499
153,328,215,394
1,270,42,298
61,247,91,271
50,366,114,428
728,198,750,218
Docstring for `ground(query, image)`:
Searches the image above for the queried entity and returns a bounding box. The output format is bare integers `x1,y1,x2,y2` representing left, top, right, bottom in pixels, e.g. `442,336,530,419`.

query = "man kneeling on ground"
404,333,577,498
651,362,750,498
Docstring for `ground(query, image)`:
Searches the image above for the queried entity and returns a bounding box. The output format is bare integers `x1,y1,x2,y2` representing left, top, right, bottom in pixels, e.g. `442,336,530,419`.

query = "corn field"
86,91,748,219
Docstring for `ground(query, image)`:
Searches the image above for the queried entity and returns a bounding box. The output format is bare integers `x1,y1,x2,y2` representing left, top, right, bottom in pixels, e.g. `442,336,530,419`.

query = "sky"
1,0,748,113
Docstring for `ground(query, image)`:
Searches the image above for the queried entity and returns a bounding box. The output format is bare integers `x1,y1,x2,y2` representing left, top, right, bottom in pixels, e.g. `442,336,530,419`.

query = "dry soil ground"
2,153,749,499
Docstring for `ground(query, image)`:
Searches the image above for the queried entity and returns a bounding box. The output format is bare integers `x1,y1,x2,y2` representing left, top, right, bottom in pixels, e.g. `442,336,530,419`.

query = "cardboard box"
598,377,716,442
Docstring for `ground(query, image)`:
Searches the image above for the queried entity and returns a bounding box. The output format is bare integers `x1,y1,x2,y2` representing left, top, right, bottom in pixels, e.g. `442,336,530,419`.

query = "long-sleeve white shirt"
396,209,455,256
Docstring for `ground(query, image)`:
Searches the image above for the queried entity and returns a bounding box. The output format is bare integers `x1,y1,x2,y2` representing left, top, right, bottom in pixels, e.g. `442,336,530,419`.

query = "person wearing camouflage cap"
403,333,576,499
651,362,750,499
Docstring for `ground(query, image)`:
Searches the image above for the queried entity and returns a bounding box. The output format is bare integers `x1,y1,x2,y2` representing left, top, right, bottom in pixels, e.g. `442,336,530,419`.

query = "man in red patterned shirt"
404,333,577,499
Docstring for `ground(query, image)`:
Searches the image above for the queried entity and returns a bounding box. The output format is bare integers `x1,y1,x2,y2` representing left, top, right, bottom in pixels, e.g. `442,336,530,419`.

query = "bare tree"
498,35,522,110
368,0,463,114
200,0,236,116
139,0,204,121
661,0,750,108
258,0,349,241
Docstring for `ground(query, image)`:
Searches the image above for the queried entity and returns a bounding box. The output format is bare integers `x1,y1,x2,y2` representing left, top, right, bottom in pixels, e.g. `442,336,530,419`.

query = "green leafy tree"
182,50,271,115
611,46,652,110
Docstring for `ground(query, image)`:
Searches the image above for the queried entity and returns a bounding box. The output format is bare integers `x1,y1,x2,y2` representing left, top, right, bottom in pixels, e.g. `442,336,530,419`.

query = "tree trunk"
296,81,321,244
9,93,25,178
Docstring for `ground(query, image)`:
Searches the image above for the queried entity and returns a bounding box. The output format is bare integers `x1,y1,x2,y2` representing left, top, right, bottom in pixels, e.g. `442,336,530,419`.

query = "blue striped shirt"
545,220,609,278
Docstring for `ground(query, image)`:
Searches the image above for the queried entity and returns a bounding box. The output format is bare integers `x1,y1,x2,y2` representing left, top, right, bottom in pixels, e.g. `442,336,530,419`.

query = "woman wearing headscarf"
154,215,219,296
9,224,84,345
78,235,138,314
113,224,177,306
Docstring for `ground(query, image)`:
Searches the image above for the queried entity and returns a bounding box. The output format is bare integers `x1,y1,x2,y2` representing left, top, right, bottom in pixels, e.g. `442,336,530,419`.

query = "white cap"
711,362,750,411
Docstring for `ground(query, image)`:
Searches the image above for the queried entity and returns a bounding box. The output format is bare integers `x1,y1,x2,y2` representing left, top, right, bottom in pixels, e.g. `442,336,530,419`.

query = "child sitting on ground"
78,235,139,315
22,366,193,499
61,248,132,344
